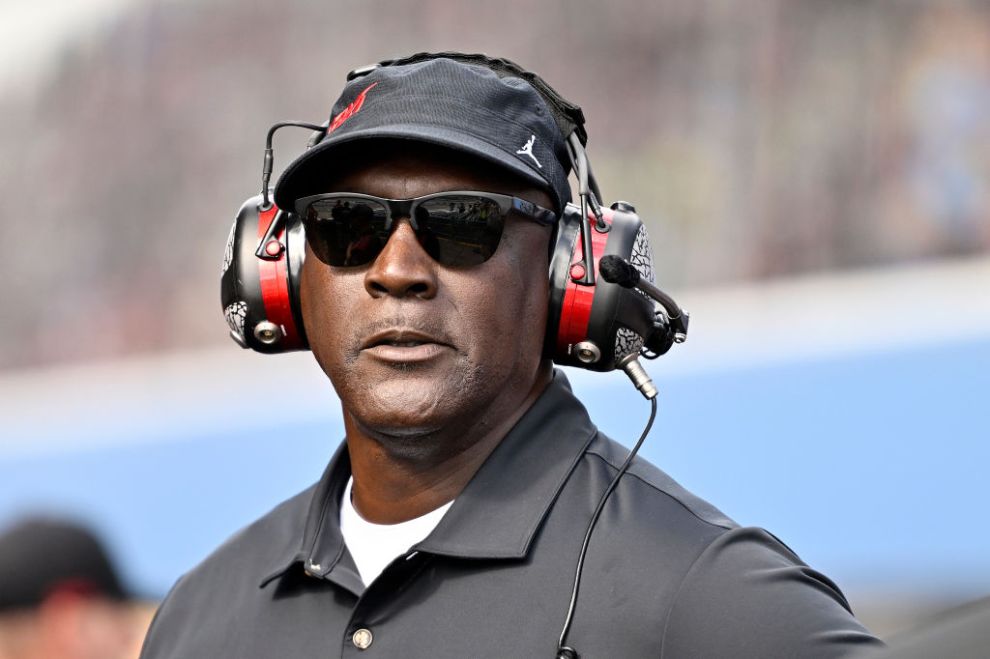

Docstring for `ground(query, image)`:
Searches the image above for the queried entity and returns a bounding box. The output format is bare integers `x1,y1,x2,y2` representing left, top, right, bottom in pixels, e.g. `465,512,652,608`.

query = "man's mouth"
360,329,453,363
377,339,429,347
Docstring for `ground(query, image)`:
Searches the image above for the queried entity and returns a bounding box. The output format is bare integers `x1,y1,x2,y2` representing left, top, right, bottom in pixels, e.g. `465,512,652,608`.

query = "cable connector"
618,353,658,400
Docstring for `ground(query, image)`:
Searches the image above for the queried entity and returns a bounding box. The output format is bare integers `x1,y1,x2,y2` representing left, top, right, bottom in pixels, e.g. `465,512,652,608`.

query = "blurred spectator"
2,0,988,370
0,518,139,659
866,596,990,659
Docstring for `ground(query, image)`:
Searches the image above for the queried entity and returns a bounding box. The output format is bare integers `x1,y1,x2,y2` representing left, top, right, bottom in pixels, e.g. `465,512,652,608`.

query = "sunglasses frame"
295,190,557,267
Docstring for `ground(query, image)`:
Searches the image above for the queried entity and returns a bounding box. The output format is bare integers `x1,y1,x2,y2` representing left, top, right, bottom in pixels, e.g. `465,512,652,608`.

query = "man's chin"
333,353,496,453
350,381,459,437
349,408,455,462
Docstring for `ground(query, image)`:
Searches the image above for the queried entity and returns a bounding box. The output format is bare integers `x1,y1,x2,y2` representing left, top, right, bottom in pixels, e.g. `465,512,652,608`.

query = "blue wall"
1,336,988,600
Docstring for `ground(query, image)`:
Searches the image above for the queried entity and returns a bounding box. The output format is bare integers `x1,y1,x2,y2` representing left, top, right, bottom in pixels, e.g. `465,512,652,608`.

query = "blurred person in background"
142,53,883,658
867,596,990,659
0,517,139,659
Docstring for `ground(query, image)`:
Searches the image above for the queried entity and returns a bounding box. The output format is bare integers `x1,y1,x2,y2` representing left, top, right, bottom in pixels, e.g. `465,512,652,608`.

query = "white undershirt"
339,477,454,586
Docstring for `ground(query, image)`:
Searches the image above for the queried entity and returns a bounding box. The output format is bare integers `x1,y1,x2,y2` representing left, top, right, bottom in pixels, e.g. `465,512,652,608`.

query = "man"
142,55,883,658
0,517,139,659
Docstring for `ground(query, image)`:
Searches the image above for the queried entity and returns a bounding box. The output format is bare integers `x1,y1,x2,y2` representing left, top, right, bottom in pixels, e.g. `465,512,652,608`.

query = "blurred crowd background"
1,0,988,654
2,0,989,367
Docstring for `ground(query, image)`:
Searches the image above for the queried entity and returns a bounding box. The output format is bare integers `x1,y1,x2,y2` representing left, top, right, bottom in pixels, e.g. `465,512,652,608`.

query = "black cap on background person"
0,517,130,611
0,517,139,659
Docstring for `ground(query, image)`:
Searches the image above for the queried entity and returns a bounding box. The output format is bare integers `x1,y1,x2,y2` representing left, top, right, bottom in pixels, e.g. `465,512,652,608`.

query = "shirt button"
352,628,373,650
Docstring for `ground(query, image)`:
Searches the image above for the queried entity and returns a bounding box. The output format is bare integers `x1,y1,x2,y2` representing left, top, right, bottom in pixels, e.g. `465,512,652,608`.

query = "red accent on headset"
556,209,613,357
257,205,304,349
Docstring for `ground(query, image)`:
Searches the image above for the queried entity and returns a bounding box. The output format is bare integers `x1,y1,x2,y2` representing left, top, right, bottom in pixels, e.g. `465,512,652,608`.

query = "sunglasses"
295,191,557,268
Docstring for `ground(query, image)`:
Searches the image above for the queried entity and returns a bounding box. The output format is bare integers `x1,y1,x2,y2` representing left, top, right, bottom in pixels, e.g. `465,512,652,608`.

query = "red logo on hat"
327,82,378,134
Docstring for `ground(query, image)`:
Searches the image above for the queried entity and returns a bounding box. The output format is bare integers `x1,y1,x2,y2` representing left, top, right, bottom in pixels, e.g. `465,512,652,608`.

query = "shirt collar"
415,370,597,558
258,443,354,590
259,369,596,587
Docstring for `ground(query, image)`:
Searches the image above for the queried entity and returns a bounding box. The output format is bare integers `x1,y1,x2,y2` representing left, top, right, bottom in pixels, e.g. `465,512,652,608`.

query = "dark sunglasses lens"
415,196,505,267
303,198,389,266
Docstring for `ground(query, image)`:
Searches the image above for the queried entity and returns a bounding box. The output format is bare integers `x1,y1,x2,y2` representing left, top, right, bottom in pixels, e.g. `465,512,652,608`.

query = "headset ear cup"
221,195,308,353
545,204,582,360
282,214,308,347
593,211,659,366
546,204,659,371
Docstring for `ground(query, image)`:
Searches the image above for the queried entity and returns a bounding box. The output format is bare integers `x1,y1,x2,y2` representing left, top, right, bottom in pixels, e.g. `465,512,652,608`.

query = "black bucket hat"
273,55,575,213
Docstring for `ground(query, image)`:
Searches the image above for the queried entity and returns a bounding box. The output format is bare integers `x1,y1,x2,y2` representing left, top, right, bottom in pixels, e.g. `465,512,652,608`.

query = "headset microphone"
598,254,690,345
594,254,689,400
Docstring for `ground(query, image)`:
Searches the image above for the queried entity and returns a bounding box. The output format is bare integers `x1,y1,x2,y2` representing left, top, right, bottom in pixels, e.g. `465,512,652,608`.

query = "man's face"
299,144,554,455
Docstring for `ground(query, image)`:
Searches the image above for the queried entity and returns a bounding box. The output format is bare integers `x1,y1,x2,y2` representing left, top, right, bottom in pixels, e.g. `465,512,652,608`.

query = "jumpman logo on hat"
516,135,542,169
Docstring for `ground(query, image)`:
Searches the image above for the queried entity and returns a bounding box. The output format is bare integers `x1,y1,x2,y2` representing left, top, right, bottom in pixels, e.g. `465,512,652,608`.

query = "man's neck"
344,364,552,524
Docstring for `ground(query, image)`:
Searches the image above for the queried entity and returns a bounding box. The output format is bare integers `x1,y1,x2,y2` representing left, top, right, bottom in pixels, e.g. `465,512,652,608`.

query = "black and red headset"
220,53,688,397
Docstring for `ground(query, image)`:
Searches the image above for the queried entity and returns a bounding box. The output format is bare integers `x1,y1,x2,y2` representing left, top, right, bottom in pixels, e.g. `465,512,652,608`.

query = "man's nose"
364,219,439,299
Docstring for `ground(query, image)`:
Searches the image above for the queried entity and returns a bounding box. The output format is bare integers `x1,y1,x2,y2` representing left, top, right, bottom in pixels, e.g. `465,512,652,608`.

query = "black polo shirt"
141,372,883,658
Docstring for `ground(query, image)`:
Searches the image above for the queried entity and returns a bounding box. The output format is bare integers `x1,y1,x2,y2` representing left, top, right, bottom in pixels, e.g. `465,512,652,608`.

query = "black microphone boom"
598,255,689,343
597,254,640,288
